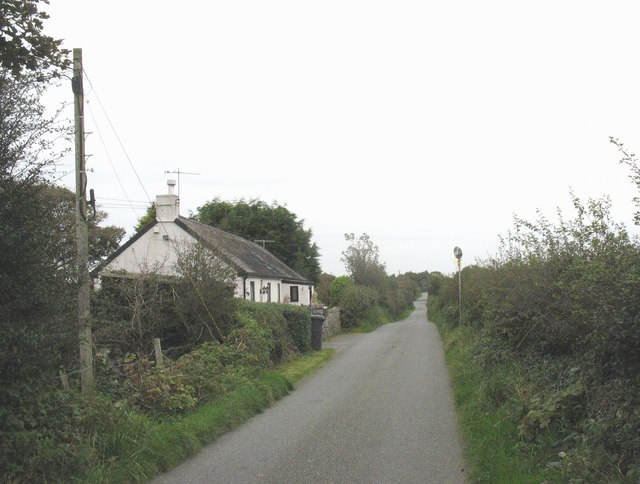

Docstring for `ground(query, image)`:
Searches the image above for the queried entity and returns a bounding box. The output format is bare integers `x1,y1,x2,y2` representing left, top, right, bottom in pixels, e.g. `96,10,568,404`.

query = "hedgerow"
2,291,317,481
431,193,640,480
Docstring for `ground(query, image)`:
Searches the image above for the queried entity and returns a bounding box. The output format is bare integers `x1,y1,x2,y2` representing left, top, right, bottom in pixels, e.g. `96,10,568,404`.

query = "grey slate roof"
95,216,309,284
176,217,312,284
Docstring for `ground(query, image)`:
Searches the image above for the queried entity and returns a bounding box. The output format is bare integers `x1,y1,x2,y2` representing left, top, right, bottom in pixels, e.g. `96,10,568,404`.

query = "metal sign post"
454,246,463,326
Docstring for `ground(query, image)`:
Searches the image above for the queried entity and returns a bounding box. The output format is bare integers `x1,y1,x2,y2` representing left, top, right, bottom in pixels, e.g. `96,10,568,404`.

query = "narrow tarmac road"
153,296,465,483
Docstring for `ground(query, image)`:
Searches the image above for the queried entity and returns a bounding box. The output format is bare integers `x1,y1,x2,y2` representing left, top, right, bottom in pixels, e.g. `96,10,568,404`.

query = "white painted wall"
242,277,282,303
239,278,314,306
102,220,315,306
282,283,314,306
102,221,196,276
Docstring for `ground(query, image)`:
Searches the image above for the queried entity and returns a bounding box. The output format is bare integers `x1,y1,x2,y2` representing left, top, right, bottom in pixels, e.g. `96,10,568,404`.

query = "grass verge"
435,321,558,483
279,348,334,385
347,306,414,333
86,349,334,483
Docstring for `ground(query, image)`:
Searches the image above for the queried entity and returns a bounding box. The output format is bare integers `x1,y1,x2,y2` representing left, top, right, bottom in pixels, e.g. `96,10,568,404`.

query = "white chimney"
156,180,180,222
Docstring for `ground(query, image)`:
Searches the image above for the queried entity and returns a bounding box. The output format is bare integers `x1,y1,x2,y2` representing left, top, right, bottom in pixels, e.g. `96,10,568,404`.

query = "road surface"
153,296,466,483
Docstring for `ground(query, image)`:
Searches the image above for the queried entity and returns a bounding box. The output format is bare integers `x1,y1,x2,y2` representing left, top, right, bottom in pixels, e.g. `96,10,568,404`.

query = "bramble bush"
236,300,311,362
107,307,296,417
431,193,640,479
1,295,315,481
92,242,238,359
0,382,132,482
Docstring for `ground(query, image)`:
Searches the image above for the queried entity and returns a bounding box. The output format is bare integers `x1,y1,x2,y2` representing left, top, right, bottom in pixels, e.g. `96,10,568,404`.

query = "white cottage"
98,181,314,306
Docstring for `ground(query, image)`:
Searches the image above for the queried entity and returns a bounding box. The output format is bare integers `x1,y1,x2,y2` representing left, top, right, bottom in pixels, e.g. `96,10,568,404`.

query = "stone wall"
322,307,341,339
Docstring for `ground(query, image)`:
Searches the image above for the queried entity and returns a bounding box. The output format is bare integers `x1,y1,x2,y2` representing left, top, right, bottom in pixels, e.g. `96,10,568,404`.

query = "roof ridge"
178,216,263,246
175,216,312,284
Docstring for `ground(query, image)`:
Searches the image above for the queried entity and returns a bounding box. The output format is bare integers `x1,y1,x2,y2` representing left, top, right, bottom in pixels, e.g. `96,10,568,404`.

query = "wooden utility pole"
73,48,93,395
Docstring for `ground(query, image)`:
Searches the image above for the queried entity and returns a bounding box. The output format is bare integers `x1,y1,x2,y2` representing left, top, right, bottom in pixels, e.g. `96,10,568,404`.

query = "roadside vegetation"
430,142,640,482
0,6,424,481
3,273,334,483
315,233,429,331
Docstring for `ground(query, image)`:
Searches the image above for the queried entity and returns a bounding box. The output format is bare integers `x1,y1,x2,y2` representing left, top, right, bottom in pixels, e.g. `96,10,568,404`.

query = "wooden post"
73,48,93,395
153,338,164,366
59,370,70,390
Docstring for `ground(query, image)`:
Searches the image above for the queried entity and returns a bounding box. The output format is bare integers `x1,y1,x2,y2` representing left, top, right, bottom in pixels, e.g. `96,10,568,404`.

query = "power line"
84,80,143,221
83,69,152,206
82,71,224,344
100,197,150,203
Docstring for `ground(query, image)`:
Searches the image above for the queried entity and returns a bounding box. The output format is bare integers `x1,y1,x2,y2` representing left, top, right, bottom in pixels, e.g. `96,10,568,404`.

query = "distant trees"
341,233,387,294
196,198,321,282
316,233,423,327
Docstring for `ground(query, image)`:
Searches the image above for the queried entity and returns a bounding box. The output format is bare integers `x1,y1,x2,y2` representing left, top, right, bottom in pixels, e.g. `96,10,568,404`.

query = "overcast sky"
44,1,640,276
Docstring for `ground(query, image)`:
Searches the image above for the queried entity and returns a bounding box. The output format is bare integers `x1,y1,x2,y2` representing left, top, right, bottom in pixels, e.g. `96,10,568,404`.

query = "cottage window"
250,281,255,301
290,286,299,302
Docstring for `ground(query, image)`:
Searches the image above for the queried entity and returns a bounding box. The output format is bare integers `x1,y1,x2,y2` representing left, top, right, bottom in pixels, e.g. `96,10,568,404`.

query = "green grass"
279,349,334,384
346,305,413,333
436,322,557,483
86,351,334,483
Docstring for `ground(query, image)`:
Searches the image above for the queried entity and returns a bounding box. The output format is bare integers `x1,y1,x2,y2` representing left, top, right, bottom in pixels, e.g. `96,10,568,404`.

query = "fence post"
153,338,164,366
59,370,70,390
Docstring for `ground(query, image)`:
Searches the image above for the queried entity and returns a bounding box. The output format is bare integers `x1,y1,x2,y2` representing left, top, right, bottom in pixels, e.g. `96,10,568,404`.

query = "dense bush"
2,300,314,482
430,194,640,479
336,234,423,325
281,305,312,353
328,275,353,307
338,284,378,328
95,303,306,418
384,273,420,317
314,273,335,305
121,324,273,417
0,383,130,482
328,272,419,327
235,300,312,361
93,266,238,359
0,182,82,388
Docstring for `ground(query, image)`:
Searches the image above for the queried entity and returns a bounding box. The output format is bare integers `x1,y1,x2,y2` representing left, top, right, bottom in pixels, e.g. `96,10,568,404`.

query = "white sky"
44,1,640,276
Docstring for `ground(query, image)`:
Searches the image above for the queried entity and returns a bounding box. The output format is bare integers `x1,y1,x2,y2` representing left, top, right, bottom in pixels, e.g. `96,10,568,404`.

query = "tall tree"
134,203,156,232
0,74,71,382
196,198,321,282
0,0,70,76
38,184,125,274
0,69,68,180
341,233,387,293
